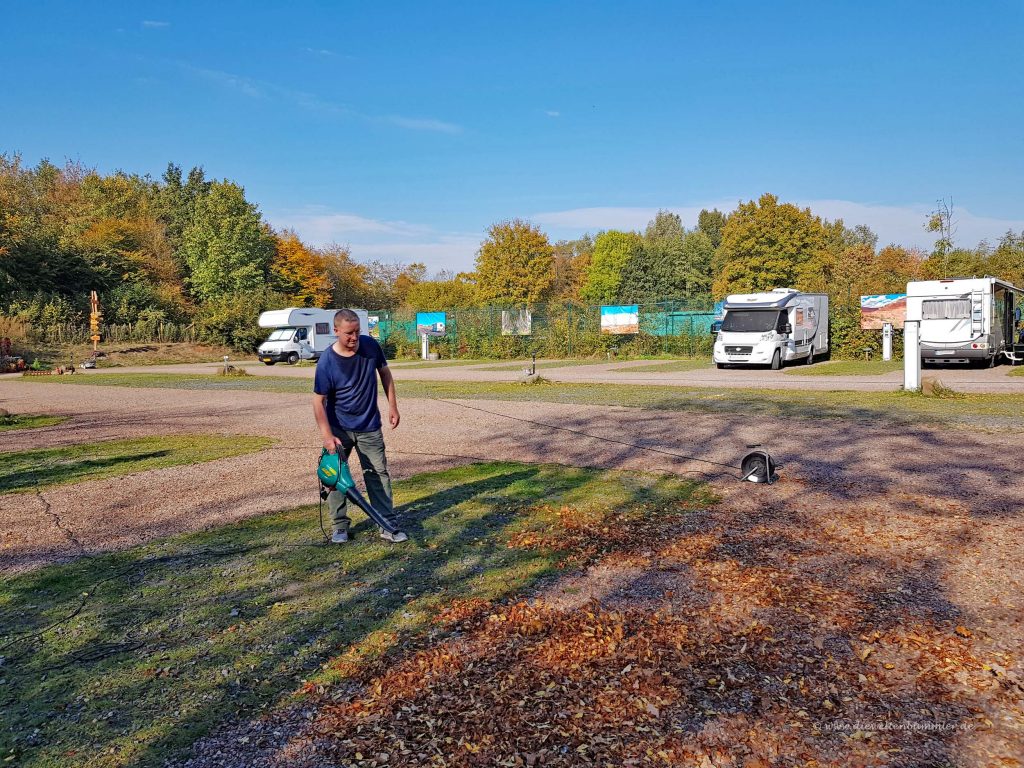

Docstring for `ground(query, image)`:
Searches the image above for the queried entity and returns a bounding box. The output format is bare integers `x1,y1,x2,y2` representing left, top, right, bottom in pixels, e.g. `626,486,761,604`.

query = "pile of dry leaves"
293,490,1022,767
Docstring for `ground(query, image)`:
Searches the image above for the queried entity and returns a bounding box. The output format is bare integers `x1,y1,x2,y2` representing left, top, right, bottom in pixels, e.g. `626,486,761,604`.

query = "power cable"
3,405,774,661
428,397,760,477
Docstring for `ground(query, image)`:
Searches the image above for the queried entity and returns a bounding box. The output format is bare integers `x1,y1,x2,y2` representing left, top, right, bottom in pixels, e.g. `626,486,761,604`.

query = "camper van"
906,277,1024,367
256,308,368,365
713,288,829,370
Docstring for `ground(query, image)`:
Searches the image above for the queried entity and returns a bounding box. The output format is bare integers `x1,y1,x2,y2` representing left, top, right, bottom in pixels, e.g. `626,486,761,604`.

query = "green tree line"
0,156,426,348
3,157,1023,352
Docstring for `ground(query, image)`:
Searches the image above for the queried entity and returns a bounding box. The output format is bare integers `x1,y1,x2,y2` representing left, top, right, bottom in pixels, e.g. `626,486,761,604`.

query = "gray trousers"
328,428,394,533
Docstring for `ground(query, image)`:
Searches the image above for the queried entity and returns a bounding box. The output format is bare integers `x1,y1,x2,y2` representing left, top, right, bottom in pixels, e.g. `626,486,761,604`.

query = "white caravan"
906,277,1024,367
256,308,368,365
713,288,829,369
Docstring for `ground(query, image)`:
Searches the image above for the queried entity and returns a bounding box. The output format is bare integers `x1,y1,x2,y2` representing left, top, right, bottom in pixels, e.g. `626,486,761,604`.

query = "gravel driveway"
10,356,1022,392
2,378,1022,578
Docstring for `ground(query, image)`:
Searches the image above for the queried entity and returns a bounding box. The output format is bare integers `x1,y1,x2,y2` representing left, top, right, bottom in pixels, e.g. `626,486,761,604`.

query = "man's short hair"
333,309,360,328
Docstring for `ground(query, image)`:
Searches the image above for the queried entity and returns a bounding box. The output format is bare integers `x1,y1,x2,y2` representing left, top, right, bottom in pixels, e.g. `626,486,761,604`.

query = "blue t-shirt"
313,336,388,432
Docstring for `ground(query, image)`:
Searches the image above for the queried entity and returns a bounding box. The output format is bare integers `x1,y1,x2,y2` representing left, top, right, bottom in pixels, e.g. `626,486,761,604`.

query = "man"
312,309,407,543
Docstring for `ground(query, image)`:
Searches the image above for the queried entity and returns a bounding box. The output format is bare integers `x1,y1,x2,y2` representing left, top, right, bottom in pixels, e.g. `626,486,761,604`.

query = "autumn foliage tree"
474,219,554,306
271,229,331,306
712,194,831,298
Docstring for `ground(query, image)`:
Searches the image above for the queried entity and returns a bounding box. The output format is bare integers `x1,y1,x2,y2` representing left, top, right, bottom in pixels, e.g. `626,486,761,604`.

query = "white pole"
882,322,893,361
903,320,921,391
421,333,429,360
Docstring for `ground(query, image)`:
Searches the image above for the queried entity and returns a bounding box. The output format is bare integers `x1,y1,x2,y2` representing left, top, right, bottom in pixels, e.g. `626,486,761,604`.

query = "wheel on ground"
716,363,726,369
770,350,782,370
987,354,998,368
806,346,814,365
287,352,299,365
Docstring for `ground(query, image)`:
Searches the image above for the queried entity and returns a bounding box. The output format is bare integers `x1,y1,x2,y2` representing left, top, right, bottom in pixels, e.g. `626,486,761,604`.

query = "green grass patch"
1009,365,1024,377
0,413,66,432
0,435,273,494
12,372,1024,430
0,462,711,768
610,358,712,373
9,372,312,394
386,359,491,369
784,359,903,376
473,359,613,371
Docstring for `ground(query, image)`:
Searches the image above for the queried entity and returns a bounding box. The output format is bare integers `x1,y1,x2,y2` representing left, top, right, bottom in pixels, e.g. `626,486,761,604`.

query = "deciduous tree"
180,181,275,302
271,230,332,306
580,230,641,304
712,194,830,298
475,219,554,306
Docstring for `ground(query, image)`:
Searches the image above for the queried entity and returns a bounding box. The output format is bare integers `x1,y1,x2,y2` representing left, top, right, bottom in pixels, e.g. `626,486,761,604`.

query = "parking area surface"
3,374,1023,764
18,356,1023,393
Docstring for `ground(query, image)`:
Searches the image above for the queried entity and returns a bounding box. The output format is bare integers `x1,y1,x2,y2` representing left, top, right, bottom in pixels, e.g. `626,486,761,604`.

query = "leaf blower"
316,449,402,535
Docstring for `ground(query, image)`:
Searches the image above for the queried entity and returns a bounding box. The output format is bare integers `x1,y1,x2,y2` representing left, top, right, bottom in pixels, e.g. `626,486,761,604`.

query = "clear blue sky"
3,0,1023,272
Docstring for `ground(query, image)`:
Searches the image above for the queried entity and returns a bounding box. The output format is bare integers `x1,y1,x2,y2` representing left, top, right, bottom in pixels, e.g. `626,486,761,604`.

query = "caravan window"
721,310,779,333
922,299,970,320
295,328,308,341
316,323,330,335
267,328,294,341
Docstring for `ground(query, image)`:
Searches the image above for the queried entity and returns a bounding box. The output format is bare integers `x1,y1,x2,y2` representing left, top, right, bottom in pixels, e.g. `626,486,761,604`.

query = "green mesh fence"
368,301,717,360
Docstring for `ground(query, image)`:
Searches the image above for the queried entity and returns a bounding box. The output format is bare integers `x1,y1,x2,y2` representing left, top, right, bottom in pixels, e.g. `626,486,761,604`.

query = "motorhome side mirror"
710,322,722,335
783,323,792,335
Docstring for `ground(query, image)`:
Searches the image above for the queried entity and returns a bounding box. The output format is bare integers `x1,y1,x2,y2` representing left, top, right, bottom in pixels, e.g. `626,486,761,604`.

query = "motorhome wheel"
770,350,781,370
287,352,299,365
806,346,814,365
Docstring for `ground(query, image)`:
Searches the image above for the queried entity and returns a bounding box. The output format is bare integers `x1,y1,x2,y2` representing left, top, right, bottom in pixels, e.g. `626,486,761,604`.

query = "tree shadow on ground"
0,462,699,768
0,450,171,493
273,405,1024,766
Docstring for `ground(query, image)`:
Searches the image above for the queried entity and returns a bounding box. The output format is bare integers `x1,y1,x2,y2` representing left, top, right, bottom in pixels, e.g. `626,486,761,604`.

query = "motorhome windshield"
721,310,784,333
266,328,296,341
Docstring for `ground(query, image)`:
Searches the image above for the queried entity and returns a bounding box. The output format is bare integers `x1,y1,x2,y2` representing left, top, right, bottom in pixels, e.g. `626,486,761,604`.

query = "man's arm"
313,394,343,452
379,366,400,429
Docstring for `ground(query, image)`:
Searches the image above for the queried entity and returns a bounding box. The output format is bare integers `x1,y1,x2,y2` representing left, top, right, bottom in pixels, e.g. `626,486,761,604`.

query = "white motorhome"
906,277,1024,367
713,288,829,370
256,308,368,365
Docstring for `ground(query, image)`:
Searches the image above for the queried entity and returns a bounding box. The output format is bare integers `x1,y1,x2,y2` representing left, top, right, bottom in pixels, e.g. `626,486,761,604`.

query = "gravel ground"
2,377,1022,765
7,356,1023,392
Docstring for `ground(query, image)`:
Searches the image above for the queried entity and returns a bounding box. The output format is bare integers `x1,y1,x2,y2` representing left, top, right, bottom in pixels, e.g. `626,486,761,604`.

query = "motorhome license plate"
935,351,955,355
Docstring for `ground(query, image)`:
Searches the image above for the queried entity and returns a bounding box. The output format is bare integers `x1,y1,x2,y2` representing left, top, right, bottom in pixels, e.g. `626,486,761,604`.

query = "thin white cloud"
142,20,170,28
794,199,1024,250
303,47,335,57
272,209,429,239
532,204,734,232
384,115,463,135
534,200,1024,251
185,65,266,99
268,208,479,272
545,110,560,118
177,63,460,133
350,237,480,271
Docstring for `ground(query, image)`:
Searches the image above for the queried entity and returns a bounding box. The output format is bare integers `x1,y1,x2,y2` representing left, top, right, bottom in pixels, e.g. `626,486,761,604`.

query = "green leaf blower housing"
317,449,401,534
